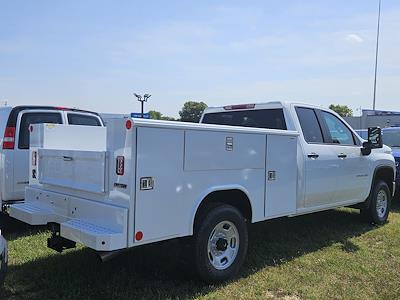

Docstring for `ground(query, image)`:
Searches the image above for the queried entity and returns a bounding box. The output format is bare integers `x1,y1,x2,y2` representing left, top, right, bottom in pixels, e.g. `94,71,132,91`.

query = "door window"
67,113,101,126
321,111,355,145
295,107,324,143
18,112,62,149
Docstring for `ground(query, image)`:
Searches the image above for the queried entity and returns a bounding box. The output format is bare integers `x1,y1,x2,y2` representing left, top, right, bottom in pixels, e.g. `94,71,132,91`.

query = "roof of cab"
5,105,101,127
203,100,326,115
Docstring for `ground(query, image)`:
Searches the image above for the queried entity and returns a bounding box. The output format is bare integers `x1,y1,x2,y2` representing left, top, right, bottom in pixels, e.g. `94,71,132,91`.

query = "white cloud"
345,33,364,44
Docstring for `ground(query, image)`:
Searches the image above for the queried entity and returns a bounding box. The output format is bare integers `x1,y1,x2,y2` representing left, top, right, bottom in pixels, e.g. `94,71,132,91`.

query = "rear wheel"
361,180,391,224
193,204,248,282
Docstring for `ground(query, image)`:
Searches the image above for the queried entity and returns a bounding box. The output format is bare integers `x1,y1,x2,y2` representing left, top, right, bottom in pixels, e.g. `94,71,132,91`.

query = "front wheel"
361,180,391,224
193,204,248,282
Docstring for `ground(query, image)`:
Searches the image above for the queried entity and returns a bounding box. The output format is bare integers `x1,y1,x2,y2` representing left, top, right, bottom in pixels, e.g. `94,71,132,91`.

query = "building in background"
344,109,400,130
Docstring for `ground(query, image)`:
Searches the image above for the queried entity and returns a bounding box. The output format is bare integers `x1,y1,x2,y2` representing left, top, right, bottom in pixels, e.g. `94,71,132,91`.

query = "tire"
0,254,6,286
193,204,248,282
361,180,391,225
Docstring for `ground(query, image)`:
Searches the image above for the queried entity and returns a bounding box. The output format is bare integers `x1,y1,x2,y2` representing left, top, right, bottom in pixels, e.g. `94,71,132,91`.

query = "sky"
1,0,399,117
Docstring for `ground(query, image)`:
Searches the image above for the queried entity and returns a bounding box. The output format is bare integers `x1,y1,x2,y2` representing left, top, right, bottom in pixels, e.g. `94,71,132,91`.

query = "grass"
1,199,400,300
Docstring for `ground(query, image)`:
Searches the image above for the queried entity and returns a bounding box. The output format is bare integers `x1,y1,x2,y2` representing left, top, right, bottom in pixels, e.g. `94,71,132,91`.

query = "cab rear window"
202,109,287,130
67,114,101,126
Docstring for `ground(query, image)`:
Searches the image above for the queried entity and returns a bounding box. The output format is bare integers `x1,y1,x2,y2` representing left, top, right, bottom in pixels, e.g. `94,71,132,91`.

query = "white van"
0,106,104,211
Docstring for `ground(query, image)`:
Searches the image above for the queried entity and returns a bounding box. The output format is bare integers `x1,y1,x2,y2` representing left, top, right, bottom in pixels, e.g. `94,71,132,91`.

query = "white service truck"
9,101,396,282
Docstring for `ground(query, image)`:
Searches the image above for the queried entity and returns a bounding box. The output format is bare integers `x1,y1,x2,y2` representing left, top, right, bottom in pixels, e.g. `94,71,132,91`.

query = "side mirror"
361,127,383,156
368,127,383,149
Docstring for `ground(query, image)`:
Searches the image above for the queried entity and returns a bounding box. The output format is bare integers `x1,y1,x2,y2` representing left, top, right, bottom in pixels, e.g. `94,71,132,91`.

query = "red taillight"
3,127,16,149
116,156,125,175
223,104,255,110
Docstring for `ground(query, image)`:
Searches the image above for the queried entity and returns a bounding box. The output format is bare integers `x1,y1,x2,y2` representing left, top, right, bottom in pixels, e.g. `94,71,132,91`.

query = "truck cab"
201,102,395,211
0,106,104,211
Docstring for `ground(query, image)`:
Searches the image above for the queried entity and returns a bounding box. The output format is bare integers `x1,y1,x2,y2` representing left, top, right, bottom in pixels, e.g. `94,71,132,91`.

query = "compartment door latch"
268,171,276,181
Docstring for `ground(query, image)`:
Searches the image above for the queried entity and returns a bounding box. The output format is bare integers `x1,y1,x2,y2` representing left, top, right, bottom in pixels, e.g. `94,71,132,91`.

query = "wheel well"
374,167,395,196
194,189,252,229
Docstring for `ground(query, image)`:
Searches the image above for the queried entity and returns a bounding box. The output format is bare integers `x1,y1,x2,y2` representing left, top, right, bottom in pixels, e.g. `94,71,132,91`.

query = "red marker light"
126,120,132,129
135,231,143,241
223,104,255,110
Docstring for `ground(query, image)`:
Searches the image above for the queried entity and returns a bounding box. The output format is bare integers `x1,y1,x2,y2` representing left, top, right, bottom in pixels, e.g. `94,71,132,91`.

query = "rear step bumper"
9,187,128,252
10,202,56,225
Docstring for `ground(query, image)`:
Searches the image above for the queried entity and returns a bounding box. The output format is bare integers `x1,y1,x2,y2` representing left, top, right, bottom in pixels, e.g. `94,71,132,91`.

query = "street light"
134,93,151,118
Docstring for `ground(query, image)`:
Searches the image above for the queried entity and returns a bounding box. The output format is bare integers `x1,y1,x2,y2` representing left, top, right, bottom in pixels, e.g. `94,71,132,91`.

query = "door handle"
63,156,73,161
337,153,347,159
307,153,319,159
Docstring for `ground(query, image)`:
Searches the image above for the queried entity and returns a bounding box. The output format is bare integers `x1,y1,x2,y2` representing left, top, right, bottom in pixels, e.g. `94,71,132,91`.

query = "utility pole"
372,0,382,111
134,93,151,118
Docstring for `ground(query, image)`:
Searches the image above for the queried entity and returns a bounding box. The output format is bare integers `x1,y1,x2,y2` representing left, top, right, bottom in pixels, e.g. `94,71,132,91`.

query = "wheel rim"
376,189,388,219
207,221,239,270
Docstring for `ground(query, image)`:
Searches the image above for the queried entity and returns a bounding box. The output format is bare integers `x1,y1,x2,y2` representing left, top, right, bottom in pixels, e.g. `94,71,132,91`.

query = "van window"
19,112,62,149
67,114,101,126
202,109,287,130
295,107,324,143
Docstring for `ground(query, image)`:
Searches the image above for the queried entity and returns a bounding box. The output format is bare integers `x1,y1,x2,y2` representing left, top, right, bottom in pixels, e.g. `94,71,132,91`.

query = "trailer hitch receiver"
47,223,76,253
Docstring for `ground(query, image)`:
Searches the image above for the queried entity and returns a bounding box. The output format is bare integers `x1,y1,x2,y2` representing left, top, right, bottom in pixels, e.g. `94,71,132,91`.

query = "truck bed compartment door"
265,134,297,218
38,149,107,194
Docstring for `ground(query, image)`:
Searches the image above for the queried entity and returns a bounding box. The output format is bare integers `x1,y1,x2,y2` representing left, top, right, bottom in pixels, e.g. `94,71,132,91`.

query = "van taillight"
3,127,16,149
116,156,125,175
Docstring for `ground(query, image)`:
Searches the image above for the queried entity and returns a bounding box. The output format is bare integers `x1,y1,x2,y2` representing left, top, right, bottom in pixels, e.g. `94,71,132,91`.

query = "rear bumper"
9,187,129,251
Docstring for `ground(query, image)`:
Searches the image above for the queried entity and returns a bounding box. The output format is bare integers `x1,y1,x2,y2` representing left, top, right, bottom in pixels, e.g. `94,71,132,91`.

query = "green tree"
329,104,353,117
148,110,176,121
148,110,163,120
179,101,208,123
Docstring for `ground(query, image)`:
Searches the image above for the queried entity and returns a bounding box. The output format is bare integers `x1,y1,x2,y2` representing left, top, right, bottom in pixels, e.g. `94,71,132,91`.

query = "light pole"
134,93,151,118
372,0,382,111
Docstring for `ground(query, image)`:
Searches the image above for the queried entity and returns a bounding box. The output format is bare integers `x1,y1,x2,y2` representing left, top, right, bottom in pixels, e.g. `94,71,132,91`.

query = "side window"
67,114,101,126
18,112,62,149
202,109,287,130
321,111,355,145
295,107,324,143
